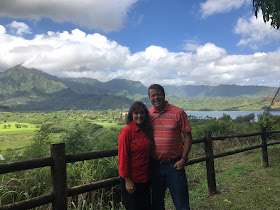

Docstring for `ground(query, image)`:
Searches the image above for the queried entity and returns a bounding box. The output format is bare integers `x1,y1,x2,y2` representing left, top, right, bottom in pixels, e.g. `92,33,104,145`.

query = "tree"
23,125,51,159
253,0,280,29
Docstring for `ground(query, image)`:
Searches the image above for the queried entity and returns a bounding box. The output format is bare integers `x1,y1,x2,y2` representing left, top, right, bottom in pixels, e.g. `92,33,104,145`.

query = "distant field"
0,121,125,151
0,122,39,150
94,122,125,130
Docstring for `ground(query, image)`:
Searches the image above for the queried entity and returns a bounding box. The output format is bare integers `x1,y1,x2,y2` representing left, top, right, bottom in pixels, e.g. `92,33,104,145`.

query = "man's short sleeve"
180,110,192,133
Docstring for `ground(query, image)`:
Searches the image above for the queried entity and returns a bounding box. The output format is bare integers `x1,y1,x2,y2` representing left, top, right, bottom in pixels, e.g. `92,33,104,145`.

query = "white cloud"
182,39,200,52
0,25,279,87
0,25,130,74
0,0,138,31
183,43,200,52
143,46,168,60
7,21,32,35
0,25,6,34
196,43,227,62
234,14,280,49
200,0,248,18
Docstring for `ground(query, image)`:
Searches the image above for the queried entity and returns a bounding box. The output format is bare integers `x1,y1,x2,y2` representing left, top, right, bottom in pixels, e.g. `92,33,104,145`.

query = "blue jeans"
151,159,190,210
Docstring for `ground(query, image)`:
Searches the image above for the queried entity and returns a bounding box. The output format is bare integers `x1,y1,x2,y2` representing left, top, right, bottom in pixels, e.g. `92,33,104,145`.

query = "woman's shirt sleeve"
118,126,131,178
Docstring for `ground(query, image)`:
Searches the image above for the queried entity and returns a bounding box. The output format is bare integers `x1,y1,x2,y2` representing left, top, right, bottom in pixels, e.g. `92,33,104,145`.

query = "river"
186,111,280,120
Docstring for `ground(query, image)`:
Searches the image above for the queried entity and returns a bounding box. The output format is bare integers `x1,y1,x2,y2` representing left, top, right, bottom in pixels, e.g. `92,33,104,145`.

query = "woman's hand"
125,177,135,194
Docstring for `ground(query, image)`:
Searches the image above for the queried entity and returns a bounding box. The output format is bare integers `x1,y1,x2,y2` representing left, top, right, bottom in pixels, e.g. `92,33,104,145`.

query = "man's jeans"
151,159,190,210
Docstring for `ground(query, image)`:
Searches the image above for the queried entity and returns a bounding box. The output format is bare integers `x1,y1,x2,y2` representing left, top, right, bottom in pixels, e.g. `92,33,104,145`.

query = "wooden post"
261,127,269,167
51,143,67,210
203,131,217,196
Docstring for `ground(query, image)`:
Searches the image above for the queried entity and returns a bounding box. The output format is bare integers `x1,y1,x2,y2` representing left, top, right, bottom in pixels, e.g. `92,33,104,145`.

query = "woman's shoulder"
120,124,132,133
122,124,130,131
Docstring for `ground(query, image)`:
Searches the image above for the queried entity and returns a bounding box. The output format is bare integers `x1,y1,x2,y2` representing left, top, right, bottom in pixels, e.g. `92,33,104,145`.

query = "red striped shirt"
149,101,192,160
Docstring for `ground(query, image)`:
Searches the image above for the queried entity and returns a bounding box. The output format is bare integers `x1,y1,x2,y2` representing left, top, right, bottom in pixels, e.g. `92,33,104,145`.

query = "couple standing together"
118,84,192,210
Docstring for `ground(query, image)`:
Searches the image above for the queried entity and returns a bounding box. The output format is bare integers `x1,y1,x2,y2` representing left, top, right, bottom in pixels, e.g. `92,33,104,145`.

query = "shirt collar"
130,120,141,131
151,101,170,113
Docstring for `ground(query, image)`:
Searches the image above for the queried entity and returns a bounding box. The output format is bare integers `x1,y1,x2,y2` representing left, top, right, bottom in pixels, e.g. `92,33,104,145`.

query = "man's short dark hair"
148,84,165,97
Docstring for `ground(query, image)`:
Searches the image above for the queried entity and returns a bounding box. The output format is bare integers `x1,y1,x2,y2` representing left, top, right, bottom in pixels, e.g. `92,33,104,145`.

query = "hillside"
165,84,277,98
0,65,67,97
63,77,147,96
0,65,133,111
187,146,280,210
0,65,279,111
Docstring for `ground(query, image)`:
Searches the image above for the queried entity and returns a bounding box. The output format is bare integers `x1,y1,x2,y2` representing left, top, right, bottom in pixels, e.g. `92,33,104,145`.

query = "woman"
118,101,154,210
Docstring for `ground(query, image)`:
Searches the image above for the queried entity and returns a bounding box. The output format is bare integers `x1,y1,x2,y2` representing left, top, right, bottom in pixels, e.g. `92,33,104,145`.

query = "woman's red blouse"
118,121,151,183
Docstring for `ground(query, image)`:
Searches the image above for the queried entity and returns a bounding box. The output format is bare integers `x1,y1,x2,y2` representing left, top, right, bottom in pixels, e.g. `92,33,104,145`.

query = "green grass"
0,134,32,150
0,120,124,152
164,145,280,210
94,122,125,130
0,122,38,132
0,122,39,150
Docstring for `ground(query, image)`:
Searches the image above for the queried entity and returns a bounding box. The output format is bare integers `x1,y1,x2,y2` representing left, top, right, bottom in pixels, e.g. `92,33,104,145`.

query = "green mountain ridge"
0,65,278,111
0,65,67,96
0,65,133,111
62,77,148,96
164,84,277,98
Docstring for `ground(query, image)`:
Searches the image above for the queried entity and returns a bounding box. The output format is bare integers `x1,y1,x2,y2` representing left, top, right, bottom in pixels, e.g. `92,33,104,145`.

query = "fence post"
260,127,269,167
203,131,217,196
51,143,67,210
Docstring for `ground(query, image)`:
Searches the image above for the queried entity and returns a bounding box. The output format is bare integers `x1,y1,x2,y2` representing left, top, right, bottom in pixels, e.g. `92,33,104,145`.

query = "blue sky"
0,0,279,87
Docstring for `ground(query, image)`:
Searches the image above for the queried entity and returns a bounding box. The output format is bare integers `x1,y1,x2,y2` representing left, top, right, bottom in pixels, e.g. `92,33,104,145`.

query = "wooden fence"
0,127,280,209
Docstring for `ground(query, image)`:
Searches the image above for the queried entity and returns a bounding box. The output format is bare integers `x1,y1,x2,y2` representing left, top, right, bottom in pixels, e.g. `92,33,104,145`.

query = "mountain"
0,65,133,111
64,78,277,99
0,65,68,97
165,84,277,98
0,65,278,111
62,77,147,96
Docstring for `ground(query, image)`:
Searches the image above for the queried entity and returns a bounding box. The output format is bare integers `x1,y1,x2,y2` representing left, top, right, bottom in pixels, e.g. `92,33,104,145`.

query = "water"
186,111,280,120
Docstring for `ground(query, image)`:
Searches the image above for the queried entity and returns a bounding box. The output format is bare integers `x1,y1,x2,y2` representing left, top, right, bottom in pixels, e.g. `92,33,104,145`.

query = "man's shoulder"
167,103,184,113
149,106,155,113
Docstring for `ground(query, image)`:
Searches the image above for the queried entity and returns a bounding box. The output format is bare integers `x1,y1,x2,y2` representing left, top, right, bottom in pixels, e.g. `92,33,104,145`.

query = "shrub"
22,125,52,159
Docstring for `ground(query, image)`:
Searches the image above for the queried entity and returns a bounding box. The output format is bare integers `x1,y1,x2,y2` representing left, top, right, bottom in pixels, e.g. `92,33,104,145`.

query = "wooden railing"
0,127,280,209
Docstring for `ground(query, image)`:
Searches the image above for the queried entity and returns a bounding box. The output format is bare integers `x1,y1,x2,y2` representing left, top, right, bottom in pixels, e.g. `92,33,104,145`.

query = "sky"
0,0,280,87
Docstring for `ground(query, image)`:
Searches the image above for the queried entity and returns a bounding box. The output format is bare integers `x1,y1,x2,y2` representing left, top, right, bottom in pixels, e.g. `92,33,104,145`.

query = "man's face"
149,89,165,111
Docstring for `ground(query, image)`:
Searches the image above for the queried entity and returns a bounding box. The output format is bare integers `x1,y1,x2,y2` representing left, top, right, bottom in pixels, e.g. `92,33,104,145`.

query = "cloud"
0,25,130,73
0,24,279,87
234,14,280,50
200,0,248,18
0,25,6,34
196,43,227,62
6,21,32,35
0,0,138,32
183,43,200,52
182,39,201,52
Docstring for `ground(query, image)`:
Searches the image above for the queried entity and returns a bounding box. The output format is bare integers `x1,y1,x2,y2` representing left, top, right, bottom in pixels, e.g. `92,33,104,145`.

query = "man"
148,84,192,210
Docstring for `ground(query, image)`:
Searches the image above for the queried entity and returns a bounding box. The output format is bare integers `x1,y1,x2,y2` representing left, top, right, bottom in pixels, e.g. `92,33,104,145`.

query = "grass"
0,121,124,152
0,122,39,150
165,145,280,210
94,122,125,130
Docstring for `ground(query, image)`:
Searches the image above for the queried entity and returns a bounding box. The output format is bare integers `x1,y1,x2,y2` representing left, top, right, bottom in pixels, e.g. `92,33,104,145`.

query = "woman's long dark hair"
126,101,155,154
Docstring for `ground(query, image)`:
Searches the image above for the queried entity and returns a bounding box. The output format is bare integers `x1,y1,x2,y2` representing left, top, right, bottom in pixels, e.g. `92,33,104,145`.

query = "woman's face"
132,106,146,125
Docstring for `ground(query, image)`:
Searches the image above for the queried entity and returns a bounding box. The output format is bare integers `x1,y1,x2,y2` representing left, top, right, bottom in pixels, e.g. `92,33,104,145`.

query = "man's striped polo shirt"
149,101,192,160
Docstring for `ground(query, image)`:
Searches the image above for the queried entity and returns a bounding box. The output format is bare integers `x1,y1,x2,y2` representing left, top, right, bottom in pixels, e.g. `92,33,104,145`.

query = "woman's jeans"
151,159,190,210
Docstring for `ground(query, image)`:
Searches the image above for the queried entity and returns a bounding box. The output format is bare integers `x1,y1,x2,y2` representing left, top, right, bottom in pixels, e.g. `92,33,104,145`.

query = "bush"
62,121,103,154
22,125,52,159
91,128,119,151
